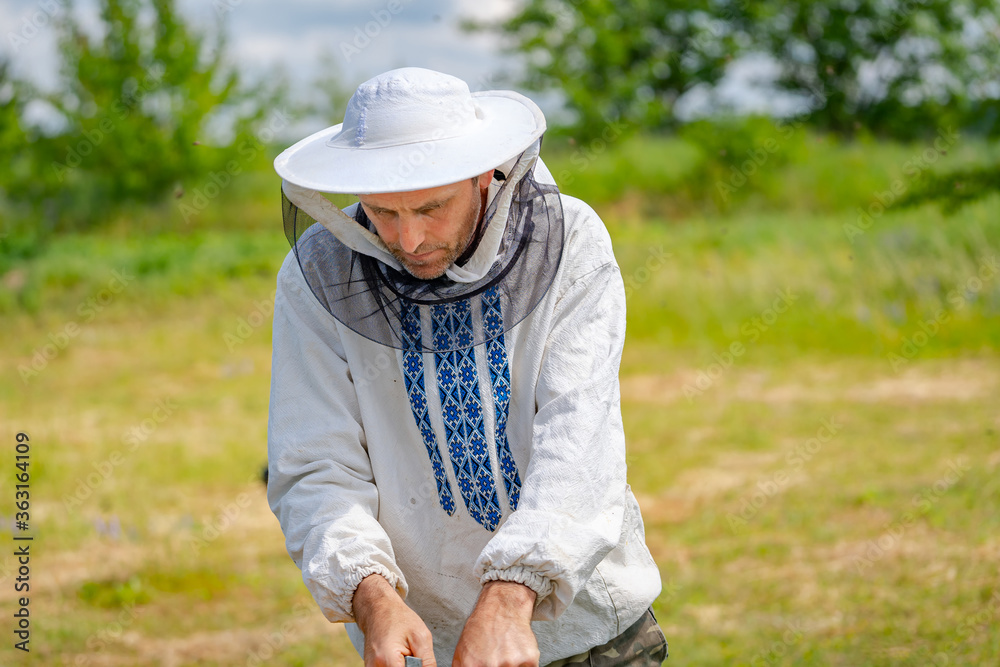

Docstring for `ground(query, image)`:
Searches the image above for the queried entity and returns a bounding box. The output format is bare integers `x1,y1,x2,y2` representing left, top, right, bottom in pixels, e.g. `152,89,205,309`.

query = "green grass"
6,186,998,359
543,121,1000,218
1,137,998,665
613,194,1000,358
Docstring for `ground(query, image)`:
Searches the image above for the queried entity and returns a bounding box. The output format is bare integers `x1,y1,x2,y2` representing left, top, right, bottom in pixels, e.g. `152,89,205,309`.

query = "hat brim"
274,91,545,194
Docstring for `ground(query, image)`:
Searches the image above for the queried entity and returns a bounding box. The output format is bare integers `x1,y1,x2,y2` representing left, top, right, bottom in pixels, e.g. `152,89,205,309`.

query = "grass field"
1,135,998,665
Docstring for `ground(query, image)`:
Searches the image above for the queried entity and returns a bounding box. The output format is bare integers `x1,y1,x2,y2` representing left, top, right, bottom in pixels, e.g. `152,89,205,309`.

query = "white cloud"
1,0,514,94
452,0,518,24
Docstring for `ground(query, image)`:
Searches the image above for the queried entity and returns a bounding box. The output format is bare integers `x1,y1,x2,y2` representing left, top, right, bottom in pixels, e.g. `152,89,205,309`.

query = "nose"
397,216,425,254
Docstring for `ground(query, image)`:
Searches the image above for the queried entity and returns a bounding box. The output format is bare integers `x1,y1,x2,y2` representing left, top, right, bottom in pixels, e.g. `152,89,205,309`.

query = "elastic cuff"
480,566,554,607
344,565,403,621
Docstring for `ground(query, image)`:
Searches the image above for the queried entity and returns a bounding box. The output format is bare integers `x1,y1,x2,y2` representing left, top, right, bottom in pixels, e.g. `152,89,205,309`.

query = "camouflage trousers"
545,609,668,666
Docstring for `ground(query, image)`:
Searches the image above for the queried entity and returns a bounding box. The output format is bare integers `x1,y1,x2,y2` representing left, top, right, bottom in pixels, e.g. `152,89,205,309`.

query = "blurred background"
1,0,998,665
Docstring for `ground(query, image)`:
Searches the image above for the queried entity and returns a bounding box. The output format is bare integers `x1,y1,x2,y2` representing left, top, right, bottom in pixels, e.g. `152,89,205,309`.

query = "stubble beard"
390,187,483,280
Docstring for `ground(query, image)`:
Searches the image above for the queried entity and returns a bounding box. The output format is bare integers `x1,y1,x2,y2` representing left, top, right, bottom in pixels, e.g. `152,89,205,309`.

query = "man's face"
359,171,492,280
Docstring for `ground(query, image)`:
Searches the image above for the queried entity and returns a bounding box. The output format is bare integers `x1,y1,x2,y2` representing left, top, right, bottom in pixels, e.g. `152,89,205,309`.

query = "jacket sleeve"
474,256,631,621
266,252,406,622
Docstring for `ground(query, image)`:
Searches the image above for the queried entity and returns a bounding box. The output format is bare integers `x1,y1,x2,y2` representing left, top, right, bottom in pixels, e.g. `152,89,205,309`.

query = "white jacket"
267,188,661,665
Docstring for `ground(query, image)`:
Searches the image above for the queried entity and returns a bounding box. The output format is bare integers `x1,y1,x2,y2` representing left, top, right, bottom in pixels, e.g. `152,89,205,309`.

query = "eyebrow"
365,196,452,215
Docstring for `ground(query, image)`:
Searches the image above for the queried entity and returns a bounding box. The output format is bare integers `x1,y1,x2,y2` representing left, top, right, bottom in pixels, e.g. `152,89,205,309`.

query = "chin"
403,262,449,280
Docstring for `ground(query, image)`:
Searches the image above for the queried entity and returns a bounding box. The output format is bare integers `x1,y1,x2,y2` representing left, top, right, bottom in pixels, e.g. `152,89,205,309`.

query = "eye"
369,207,396,219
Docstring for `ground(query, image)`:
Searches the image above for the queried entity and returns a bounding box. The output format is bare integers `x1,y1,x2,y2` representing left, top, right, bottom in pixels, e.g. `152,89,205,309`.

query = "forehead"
358,179,470,212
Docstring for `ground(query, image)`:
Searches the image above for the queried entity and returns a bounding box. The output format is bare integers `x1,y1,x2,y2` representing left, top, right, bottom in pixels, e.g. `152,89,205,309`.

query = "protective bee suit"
267,67,662,665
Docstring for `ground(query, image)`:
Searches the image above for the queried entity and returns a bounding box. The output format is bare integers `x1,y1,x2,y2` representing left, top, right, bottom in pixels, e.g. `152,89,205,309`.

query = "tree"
749,0,1000,138
2,0,280,234
479,0,755,139
306,50,354,124
478,0,1000,139
0,58,57,254
900,164,1000,213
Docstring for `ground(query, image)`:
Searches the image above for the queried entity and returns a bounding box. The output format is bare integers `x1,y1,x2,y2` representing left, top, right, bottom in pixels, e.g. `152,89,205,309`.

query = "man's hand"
452,580,539,667
354,574,437,667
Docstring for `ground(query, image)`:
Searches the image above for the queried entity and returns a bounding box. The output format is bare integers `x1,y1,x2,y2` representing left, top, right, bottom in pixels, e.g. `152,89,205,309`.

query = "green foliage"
0,228,286,316
78,576,151,608
481,0,753,139
900,162,1000,213
481,0,1000,140
676,115,807,211
0,59,56,255
749,0,1000,138
306,50,354,122
542,132,702,203
543,118,997,218
0,0,281,243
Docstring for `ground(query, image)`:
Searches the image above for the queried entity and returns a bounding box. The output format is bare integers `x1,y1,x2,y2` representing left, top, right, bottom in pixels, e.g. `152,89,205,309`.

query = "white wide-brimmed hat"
274,67,546,194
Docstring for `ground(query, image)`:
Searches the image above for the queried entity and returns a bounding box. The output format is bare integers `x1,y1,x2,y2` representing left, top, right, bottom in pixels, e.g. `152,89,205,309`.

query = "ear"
476,170,493,190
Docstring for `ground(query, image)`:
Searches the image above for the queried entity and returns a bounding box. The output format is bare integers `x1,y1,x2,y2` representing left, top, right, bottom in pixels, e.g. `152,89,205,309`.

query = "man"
267,67,666,667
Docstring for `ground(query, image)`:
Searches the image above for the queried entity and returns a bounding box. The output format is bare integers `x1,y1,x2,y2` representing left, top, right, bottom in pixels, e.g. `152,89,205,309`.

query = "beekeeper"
267,67,666,667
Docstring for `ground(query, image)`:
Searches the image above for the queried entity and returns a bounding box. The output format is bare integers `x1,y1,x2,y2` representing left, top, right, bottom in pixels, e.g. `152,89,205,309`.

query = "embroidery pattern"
401,300,456,515
398,293,521,531
482,287,521,510
431,300,502,530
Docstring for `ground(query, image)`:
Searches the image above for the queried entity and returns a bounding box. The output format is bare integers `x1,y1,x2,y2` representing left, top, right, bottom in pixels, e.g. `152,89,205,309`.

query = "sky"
2,0,521,98
1,0,802,132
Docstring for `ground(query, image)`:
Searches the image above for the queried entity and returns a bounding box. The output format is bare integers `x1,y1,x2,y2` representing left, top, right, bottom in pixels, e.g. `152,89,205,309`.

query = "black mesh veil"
281,167,564,352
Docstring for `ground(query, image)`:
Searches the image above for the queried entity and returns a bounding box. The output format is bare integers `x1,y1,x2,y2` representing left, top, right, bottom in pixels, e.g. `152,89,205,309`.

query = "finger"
367,642,412,667
410,630,437,667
